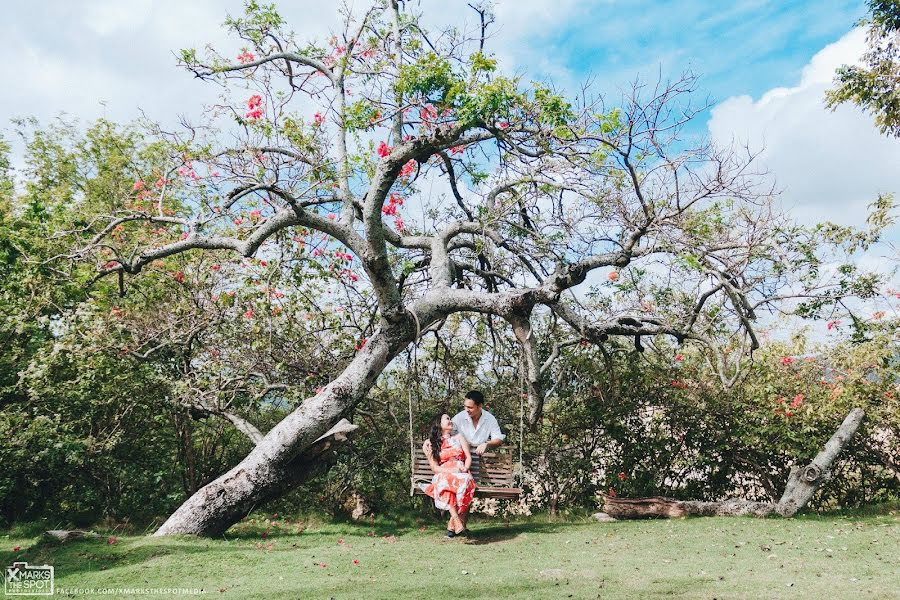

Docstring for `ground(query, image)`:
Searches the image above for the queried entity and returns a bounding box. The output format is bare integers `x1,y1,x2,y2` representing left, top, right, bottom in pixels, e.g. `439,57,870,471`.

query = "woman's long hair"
428,413,447,462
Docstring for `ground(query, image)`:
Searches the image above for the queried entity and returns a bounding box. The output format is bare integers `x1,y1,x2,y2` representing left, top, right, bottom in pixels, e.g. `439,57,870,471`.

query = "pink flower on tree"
781,356,795,366
237,51,255,64
826,319,842,330
790,394,804,409
377,141,392,158
132,180,145,191
247,94,263,109
313,112,325,126
243,308,255,319
399,159,416,178
393,215,405,231
449,145,465,155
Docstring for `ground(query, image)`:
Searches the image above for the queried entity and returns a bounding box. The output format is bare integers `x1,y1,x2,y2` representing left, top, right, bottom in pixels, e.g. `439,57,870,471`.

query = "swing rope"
407,309,422,497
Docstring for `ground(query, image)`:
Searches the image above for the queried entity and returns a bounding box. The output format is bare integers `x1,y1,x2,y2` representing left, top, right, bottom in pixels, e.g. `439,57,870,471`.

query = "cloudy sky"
3,0,897,234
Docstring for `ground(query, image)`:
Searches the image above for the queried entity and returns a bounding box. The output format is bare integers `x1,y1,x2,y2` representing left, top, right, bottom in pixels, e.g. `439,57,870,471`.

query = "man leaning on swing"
421,390,506,526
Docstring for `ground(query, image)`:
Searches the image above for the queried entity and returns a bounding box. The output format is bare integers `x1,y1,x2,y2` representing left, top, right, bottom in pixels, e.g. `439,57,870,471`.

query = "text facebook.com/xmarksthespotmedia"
54,588,207,595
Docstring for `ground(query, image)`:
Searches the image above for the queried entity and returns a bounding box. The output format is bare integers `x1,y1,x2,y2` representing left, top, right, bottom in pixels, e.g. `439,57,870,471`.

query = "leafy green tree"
827,0,900,136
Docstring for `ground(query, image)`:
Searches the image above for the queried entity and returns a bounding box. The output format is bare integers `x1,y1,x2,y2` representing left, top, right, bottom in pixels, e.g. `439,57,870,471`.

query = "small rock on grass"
592,513,618,523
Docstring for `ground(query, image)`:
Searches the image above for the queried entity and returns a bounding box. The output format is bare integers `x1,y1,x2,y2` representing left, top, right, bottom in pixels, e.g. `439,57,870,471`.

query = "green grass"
2,510,898,599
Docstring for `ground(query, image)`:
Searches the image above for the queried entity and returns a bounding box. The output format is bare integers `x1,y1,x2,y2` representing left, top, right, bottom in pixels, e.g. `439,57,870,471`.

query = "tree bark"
153,322,410,536
603,408,865,519
154,418,358,536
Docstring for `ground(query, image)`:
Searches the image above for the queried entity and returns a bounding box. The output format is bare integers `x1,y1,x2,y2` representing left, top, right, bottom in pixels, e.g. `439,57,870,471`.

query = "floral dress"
420,436,476,513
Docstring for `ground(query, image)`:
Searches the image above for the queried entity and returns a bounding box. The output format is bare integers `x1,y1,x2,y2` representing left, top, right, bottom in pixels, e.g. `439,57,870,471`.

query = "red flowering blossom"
377,141,392,158
420,104,437,122
382,193,403,216
313,112,325,126
790,394,804,409
327,213,336,220
608,487,616,497
173,271,185,283
393,216,405,231
247,94,262,109
670,380,688,389
111,306,123,317
132,180,145,191
237,51,255,64
244,308,255,319
399,159,416,178
617,472,627,481
353,559,360,565
245,107,264,121
355,338,367,352
258,260,268,267
449,145,465,155
211,264,221,271
250,209,262,220
872,311,886,320
233,217,244,226
826,319,842,330
498,121,509,129
312,248,324,257
781,356,795,366
154,177,166,189
675,354,683,362
107,537,117,545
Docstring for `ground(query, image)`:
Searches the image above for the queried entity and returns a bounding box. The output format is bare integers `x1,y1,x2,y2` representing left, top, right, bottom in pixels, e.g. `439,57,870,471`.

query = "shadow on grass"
462,521,582,545
1,535,234,581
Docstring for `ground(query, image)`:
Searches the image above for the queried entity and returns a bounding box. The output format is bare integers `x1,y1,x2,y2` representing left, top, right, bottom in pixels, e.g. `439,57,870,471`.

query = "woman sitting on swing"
420,412,476,537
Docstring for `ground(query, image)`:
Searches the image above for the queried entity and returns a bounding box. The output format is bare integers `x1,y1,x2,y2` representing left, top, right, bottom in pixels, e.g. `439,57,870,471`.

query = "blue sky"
494,1,866,128
2,0,895,231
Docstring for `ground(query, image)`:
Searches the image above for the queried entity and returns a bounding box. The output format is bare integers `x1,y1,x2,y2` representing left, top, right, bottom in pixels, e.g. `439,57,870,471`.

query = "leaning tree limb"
603,408,866,519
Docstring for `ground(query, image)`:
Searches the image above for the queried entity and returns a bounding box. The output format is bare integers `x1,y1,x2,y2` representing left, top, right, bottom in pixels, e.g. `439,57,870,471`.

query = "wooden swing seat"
411,446,522,499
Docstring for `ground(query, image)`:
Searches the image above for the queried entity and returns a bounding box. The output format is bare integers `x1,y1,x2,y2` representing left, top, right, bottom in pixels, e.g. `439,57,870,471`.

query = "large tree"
63,1,861,535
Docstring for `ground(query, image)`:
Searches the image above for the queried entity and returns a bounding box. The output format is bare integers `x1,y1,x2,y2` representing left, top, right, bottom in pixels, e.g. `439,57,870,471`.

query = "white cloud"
708,28,900,228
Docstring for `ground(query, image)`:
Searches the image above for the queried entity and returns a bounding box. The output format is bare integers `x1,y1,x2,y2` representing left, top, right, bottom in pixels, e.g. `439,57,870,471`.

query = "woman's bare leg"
447,506,463,533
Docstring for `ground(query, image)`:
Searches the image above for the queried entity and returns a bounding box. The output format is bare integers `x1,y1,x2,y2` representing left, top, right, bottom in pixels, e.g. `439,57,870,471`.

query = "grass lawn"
2,508,897,599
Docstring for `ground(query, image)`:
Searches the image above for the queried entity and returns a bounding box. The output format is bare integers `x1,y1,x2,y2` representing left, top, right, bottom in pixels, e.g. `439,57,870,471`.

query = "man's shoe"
446,530,456,538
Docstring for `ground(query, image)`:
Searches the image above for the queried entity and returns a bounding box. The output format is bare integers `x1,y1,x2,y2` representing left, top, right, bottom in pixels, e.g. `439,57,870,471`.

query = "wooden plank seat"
411,446,522,499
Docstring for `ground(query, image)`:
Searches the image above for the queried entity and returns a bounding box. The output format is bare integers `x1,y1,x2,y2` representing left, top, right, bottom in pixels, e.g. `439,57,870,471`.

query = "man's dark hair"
465,390,485,405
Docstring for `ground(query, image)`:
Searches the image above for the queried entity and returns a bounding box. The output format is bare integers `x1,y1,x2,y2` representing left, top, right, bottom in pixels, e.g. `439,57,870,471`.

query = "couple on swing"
420,390,505,538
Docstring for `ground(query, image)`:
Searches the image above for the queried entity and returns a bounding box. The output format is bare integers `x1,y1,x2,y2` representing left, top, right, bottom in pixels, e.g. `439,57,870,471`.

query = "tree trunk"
154,418,358,536
154,325,408,536
603,408,865,519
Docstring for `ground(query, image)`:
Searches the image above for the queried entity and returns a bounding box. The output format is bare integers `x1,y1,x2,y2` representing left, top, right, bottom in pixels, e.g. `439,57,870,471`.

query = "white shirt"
451,409,506,446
